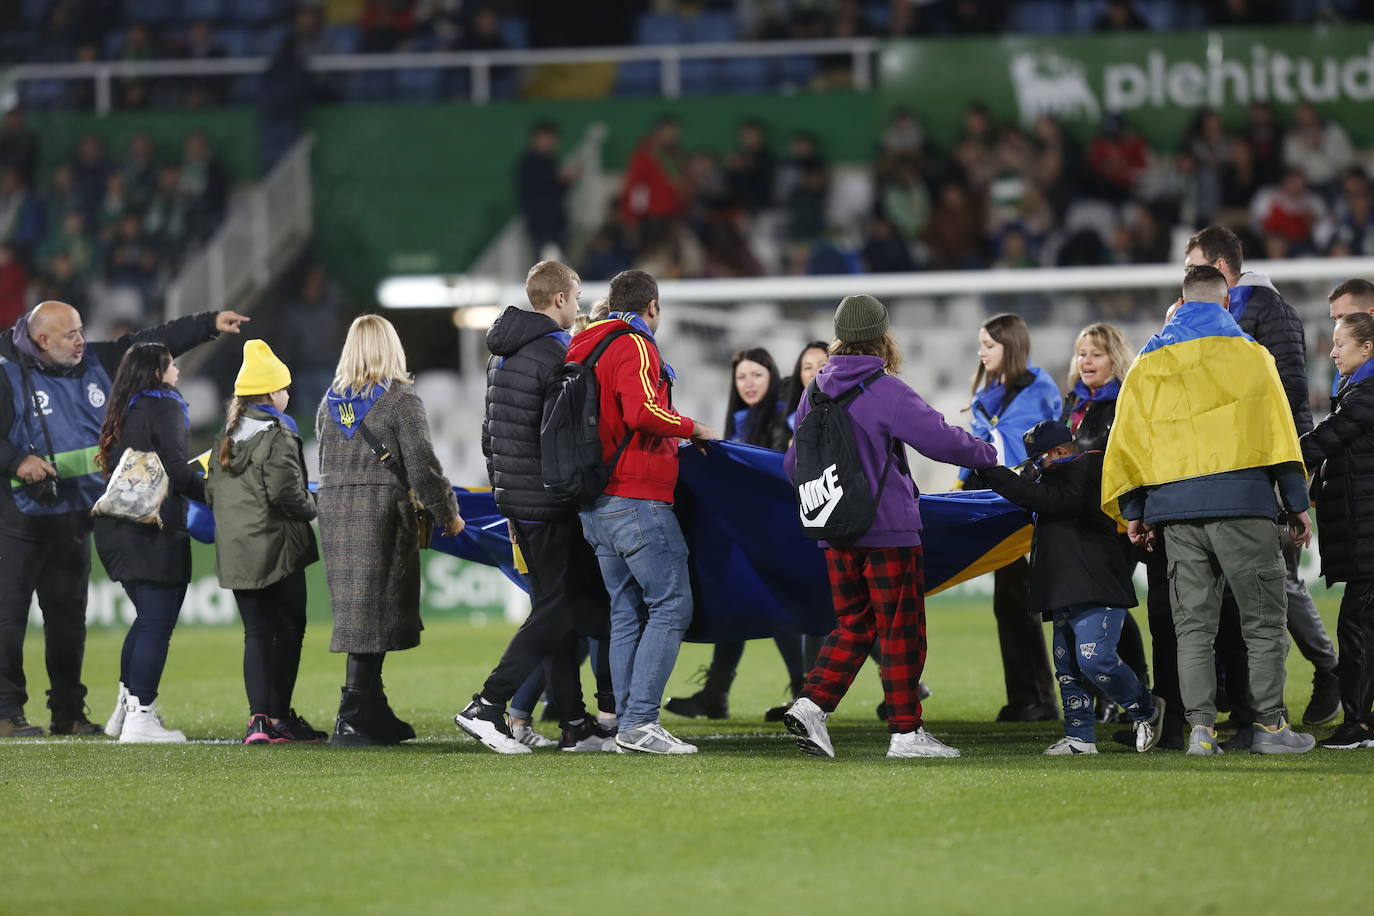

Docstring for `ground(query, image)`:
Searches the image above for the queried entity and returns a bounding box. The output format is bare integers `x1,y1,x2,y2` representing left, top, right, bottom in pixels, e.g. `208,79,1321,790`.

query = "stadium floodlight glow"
452,305,502,330
377,275,502,309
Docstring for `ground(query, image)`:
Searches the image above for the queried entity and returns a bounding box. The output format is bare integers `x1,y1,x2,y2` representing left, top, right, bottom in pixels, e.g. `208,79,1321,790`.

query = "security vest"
2,353,112,515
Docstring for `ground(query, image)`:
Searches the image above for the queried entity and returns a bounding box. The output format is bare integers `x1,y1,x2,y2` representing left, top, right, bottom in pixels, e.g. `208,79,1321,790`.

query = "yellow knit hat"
233,339,292,396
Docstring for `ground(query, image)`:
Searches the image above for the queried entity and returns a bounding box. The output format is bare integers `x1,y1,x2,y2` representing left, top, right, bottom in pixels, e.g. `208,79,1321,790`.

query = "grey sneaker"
781,697,835,758
1220,725,1255,752
1251,720,1316,755
1186,725,1224,756
1135,697,1166,753
614,722,698,755
887,728,961,758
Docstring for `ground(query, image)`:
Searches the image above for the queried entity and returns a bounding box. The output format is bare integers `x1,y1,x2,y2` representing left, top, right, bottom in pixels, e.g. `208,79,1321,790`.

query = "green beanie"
833,294,889,343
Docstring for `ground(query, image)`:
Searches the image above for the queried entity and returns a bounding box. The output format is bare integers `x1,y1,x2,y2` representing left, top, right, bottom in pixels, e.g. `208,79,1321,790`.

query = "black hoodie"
480,305,573,522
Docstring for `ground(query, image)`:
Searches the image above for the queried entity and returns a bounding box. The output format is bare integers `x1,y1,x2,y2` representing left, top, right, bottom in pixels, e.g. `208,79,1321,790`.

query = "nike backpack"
540,327,647,506
792,368,895,542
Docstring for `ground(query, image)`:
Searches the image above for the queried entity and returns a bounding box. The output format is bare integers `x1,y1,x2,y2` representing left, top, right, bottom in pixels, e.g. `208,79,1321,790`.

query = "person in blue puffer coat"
961,313,1062,722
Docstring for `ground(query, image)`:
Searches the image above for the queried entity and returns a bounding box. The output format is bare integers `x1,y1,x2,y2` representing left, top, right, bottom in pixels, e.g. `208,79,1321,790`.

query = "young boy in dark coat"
978,421,1165,754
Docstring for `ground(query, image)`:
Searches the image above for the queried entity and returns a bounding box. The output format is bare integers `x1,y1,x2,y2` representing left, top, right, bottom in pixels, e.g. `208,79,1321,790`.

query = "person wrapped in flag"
1102,264,1316,756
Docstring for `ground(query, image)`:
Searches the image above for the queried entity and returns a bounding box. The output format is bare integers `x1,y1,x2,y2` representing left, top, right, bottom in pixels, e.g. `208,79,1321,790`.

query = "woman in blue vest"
665,347,804,721
94,343,206,743
962,313,1062,722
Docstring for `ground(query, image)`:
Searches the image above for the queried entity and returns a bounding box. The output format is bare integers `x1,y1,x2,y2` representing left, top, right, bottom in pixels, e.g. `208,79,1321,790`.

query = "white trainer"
887,728,961,758
1043,736,1098,756
119,700,187,744
104,682,129,737
510,722,557,749
614,722,698,755
781,697,835,758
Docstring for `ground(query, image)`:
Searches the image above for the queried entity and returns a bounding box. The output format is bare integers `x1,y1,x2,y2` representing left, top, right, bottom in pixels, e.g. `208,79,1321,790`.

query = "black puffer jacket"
481,305,572,522
93,392,206,585
1233,272,1312,435
1060,391,1117,452
980,451,1137,617
1301,375,1374,585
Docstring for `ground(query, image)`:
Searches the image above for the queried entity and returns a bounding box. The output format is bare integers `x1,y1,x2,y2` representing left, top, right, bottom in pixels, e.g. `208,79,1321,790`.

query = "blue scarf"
255,404,298,435
1070,377,1121,404
1339,358,1374,392
127,387,189,427
325,384,387,439
609,311,676,381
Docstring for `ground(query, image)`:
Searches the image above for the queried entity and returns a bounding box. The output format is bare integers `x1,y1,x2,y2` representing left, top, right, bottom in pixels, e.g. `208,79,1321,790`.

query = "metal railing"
5,37,880,114
165,133,314,320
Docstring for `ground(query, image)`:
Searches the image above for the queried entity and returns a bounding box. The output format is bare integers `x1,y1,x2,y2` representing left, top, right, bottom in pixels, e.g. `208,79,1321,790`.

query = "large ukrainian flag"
1101,300,1303,523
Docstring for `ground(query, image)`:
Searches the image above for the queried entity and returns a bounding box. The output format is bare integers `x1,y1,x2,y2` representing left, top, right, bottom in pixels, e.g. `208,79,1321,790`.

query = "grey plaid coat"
315,384,459,653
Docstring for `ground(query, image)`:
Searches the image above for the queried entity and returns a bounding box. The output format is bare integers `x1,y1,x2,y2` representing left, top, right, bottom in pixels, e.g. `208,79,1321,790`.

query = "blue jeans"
579,495,693,731
1052,605,1154,742
120,582,187,707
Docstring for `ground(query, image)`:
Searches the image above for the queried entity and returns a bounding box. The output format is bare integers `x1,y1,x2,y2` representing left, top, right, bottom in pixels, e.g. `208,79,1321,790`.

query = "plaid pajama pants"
802,545,927,734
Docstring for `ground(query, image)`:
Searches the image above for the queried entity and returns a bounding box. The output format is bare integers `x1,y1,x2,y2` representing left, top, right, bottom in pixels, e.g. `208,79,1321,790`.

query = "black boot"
332,687,381,747
664,665,734,719
765,678,805,723
371,680,415,744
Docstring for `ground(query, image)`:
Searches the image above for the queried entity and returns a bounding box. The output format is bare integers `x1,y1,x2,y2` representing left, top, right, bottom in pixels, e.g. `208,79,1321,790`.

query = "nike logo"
798,464,844,528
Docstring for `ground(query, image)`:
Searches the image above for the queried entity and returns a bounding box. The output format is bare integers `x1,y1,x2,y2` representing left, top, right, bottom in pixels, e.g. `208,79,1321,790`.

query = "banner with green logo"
879,26,1374,147
29,541,517,630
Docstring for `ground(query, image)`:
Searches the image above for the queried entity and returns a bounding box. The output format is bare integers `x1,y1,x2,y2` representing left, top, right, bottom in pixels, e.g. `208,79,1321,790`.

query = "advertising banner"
879,26,1374,147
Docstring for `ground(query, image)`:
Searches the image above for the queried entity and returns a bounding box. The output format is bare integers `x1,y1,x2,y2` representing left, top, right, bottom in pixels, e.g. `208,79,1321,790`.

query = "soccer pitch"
4,592,1369,915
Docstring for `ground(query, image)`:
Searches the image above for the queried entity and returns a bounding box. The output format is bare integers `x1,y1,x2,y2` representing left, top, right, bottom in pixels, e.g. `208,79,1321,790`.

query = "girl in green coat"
206,340,323,745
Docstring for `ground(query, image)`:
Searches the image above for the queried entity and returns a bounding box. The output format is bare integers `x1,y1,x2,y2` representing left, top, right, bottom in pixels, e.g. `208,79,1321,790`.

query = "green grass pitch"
3,592,1371,915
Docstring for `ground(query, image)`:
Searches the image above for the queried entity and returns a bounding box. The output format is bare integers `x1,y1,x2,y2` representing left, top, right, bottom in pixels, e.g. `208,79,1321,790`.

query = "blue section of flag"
186,441,1029,642
1139,301,1251,357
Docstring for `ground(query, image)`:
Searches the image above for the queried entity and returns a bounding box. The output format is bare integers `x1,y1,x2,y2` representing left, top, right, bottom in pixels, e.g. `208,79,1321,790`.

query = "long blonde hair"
331,314,412,395
1066,322,1134,389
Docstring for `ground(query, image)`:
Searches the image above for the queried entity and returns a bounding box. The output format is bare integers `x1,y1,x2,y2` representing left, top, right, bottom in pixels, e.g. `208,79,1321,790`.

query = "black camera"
22,476,60,507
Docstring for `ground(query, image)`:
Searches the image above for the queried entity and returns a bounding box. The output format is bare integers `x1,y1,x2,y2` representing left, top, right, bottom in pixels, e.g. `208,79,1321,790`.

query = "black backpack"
540,327,649,506
792,369,896,542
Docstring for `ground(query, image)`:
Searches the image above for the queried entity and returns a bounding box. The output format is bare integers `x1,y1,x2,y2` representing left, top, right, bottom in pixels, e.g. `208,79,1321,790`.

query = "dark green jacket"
205,407,318,590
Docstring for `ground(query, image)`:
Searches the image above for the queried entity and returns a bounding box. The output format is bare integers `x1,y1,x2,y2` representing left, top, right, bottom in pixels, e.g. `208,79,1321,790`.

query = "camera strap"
18,362,60,470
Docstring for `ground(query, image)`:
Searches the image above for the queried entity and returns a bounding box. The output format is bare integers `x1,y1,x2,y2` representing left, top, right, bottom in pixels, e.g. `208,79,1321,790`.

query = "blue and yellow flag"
1101,301,1302,523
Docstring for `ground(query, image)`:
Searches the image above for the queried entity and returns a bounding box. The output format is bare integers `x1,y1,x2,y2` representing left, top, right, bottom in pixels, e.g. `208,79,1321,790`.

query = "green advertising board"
879,26,1374,147
31,539,516,630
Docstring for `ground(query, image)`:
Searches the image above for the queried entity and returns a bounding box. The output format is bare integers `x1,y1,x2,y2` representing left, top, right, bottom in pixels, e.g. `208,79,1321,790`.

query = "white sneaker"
887,728,961,758
104,682,128,737
614,722,698,755
510,722,557,749
454,700,531,755
1043,736,1098,756
119,700,187,744
781,697,835,758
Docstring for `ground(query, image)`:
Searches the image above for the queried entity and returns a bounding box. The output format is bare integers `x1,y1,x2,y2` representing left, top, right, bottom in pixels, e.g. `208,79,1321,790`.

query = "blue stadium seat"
256,25,289,55
125,0,176,25
323,24,362,54
634,14,684,46
776,56,817,90
344,70,393,102
686,12,738,44
180,0,225,22
720,57,771,93
498,17,530,49
22,0,52,25
395,68,443,102
1013,1,1072,34
230,74,263,104
216,28,256,58
862,2,891,33
680,59,718,94
232,0,287,25
19,78,68,109
613,60,661,97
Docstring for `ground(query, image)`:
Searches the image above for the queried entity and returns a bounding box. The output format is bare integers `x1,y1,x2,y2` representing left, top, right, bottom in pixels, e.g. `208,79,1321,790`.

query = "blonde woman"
317,315,463,746
1061,322,1134,452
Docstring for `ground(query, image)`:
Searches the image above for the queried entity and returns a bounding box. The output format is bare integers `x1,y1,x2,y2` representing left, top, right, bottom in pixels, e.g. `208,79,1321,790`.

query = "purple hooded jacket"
784,355,998,548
